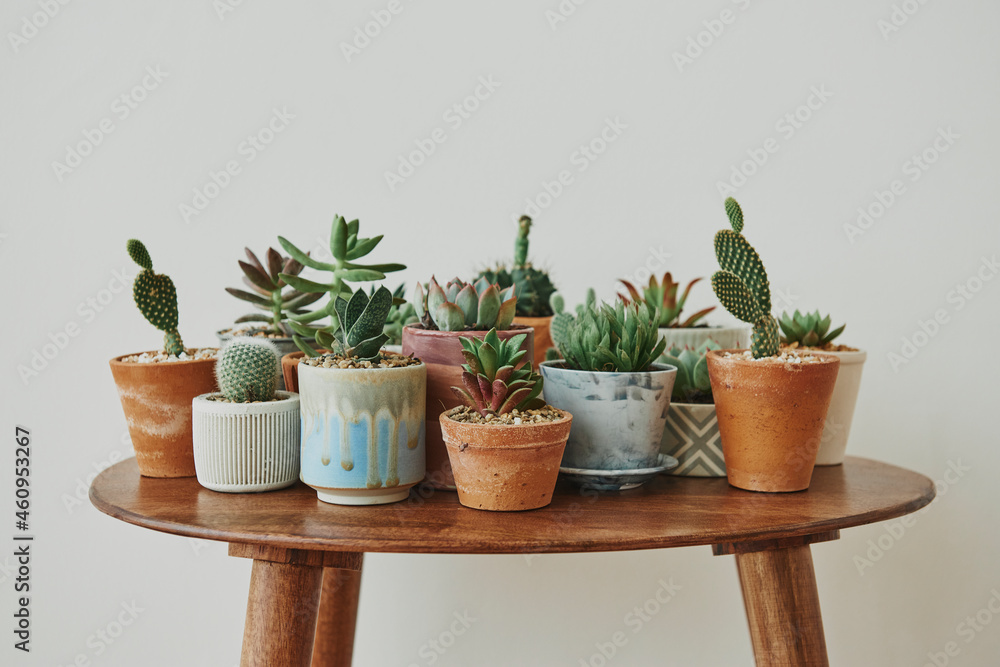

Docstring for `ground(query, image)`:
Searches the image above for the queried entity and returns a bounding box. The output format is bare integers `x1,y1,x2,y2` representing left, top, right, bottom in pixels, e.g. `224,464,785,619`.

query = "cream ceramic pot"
814,349,867,465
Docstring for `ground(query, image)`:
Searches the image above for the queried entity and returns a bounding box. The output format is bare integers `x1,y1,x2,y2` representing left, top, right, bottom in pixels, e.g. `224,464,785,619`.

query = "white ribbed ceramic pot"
814,349,867,465
192,391,300,492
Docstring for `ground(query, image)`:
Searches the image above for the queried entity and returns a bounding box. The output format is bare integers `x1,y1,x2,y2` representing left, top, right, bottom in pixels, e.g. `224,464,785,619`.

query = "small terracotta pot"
439,411,572,511
280,350,333,393
109,351,219,478
513,315,553,369
706,350,840,493
402,324,534,490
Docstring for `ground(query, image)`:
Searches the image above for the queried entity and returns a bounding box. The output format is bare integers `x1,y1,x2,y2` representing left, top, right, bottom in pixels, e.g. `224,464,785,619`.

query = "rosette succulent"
556,299,666,373
476,215,557,317
711,198,779,359
659,340,721,403
225,247,323,336
451,328,545,417
413,277,517,332
619,273,714,328
779,310,846,348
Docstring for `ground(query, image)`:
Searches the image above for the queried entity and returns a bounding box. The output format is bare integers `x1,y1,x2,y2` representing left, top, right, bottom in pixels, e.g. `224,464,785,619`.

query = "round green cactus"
216,338,279,402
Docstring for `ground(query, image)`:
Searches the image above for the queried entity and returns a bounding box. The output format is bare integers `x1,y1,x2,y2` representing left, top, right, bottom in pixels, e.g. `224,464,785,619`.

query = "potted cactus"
539,299,674,490
619,272,749,351
658,340,727,477
440,329,572,511
476,215,557,367
402,277,533,489
192,339,300,492
272,214,406,390
779,310,865,465
296,286,426,505
217,246,323,382
705,198,840,493
109,240,219,478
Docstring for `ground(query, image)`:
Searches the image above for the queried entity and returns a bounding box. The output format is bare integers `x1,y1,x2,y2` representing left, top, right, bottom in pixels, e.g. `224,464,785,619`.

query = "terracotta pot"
109,351,219,478
661,402,726,477
513,315,553,368
280,350,332,394
658,324,750,351
402,324,534,490
706,350,840,493
814,349,867,466
299,361,426,505
192,391,300,492
439,411,572,511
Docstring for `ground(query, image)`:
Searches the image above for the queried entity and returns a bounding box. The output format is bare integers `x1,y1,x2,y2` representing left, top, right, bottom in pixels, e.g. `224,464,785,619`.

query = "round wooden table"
90,456,934,667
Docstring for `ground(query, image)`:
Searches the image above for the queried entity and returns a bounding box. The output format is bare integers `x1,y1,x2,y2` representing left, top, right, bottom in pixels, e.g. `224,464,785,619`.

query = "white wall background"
3,1,999,665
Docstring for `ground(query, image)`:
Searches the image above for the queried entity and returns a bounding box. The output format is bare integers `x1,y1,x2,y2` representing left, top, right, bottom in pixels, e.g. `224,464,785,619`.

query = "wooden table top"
90,457,935,555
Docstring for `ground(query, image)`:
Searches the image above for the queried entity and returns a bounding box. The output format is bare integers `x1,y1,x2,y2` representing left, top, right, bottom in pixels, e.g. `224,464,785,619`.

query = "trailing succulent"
556,299,666,373
277,215,406,356
327,286,394,362
126,239,186,356
619,273,715,329
216,338,280,402
779,310,846,348
414,277,517,332
451,329,545,418
711,198,779,359
659,340,721,404
476,216,557,317
225,247,323,336
383,283,419,346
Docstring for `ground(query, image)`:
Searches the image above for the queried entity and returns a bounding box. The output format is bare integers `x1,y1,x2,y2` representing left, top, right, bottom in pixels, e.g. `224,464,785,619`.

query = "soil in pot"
109,348,219,478
440,406,571,511
298,353,426,505
402,324,534,490
706,349,840,492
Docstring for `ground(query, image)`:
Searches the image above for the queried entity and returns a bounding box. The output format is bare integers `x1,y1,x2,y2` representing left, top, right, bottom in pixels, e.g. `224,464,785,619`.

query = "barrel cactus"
413,277,517,332
126,239,185,356
216,338,280,402
710,198,778,359
476,216,557,317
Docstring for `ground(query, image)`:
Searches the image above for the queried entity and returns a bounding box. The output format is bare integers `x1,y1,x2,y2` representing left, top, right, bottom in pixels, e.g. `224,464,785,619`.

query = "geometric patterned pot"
660,402,726,477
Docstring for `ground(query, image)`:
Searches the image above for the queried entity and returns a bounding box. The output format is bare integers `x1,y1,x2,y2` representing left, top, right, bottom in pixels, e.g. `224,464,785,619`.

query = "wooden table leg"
229,545,364,667
312,555,364,667
714,531,838,667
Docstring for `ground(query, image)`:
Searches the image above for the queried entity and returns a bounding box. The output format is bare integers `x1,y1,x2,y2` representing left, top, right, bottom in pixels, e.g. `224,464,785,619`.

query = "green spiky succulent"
277,214,406,356
619,273,715,328
414,277,517,332
326,286,393,361
127,239,185,356
711,198,778,359
779,310,846,348
226,247,323,336
216,338,280,403
383,283,418,346
659,340,721,403
476,216,557,317
557,299,666,373
451,329,545,417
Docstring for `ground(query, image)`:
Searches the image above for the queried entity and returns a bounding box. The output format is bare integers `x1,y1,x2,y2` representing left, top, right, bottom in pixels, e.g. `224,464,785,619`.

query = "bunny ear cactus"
476,216,557,317
548,288,598,359
276,214,406,356
329,286,393,361
711,198,779,359
127,239,185,356
216,338,280,403
413,277,517,332
779,310,846,348
226,247,324,336
451,328,545,417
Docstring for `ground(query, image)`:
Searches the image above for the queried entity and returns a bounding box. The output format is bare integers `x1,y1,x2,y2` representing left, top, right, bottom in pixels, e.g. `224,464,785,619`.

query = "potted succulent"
383,283,418,353
217,246,323,375
192,338,299,492
658,340,726,477
402,277,533,490
705,198,840,493
779,310,865,466
109,240,218,478
539,299,675,490
296,286,426,505
619,272,749,351
440,329,572,511
476,215,557,367
273,214,406,390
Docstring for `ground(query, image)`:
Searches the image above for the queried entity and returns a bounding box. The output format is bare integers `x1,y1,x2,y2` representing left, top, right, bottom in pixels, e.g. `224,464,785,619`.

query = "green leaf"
239,260,277,292
348,286,392,346
225,288,271,307
346,235,382,260
280,273,338,294
478,341,498,379
278,236,336,271
476,285,501,328
434,303,466,331
456,284,479,326
346,262,406,273
339,268,386,282
331,216,348,260
693,356,711,392
711,270,762,324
